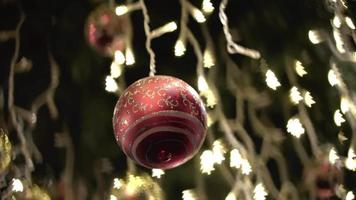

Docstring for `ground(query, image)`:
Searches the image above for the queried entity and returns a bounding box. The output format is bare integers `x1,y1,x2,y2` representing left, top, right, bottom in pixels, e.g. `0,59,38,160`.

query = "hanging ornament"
0,129,12,174
111,174,163,200
113,76,207,169
85,5,127,56
304,159,343,199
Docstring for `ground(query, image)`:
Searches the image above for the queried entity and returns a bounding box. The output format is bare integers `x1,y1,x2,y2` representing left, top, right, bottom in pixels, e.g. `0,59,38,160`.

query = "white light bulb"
345,17,356,29
287,118,305,138
152,169,165,178
174,39,186,57
192,8,206,23
202,0,214,14
12,178,23,192
105,76,118,92
265,70,281,90
115,5,128,16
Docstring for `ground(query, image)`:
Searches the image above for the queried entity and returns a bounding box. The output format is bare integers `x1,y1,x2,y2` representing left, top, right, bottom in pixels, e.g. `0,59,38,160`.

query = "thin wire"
218,0,261,59
140,0,156,76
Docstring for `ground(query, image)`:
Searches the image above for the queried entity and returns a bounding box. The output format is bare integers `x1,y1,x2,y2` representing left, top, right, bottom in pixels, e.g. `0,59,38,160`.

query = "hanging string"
139,0,157,76
218,0,261,59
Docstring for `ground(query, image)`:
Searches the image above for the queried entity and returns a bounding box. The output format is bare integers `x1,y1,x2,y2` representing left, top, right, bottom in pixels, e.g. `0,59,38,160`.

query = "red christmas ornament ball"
113,76,207,169
85,5,127,55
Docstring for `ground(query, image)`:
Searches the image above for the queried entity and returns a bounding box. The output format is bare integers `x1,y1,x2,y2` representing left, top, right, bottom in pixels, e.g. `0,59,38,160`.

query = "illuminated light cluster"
303,91,315,107
110,195,118,200
125,174,146,195
113,178,123,190
182,189,197,200
289,87,303,104
345,148,356,171
346,191,355,200
295,60,307,77
328,147,339,165
125,48,135,65
203,49,214,68
191,8,206,23
152,168,165,178
152,22,178,38
207,114,214,127
265,69,281,90
198,76,217,108
202,0,214,14
200,150,215,174
212,140,226,164
333,15,342,28
345,17,355,29
230,149,252,175
328,69,339,86
175,39,186,57
114,50,126,65
12,178,23,192
115,5,129,16
340,97,350,114
161,21,178,33
110,62,122,78
253,183,268,200
105,76,119,92
286,118,305,138
308,30,324,44
334,109,345,127
230,149,243,169
333,29,346,53
241,159,252,175
225,192,236,200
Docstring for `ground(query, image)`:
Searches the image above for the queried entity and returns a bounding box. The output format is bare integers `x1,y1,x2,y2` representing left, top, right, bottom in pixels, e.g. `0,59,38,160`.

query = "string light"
212,140,226,164
345,17,355,29
151,22,178,38
198,76,217,107
203,49,214,68
114,50,126,65
289,87,303,104
295,60,307,77
115,5,129,16
202,0,214,14
105,76,118,92
152,169,165,178
225,192,236,200
113,178,123,190
333,29,346,53
328,69,339,86
328,147,339,165
125,48,135,65
303,91,315,107
265,69,281,90
345,148,356,171
340,97,350,114
308,30,324,44
174,39,186,57
286,118,305,138
207,113,214,127
334,109,345,127
253,183,268,200
346,191,355,200
230,149,243,169
333,15,342,28
191,8,206,23
182,190,197,200
110,195,118,200
11,178,23,192
200,150,215,174
110,62,122,78
241,159,252,175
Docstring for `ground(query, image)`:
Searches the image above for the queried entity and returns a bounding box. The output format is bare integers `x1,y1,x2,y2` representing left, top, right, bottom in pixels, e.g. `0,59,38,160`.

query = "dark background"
0,0,356,199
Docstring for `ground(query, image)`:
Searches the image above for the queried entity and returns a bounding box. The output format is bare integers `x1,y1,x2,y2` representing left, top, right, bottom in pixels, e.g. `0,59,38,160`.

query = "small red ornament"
85,5,127,56
304,160,343,199
113,76,207,169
